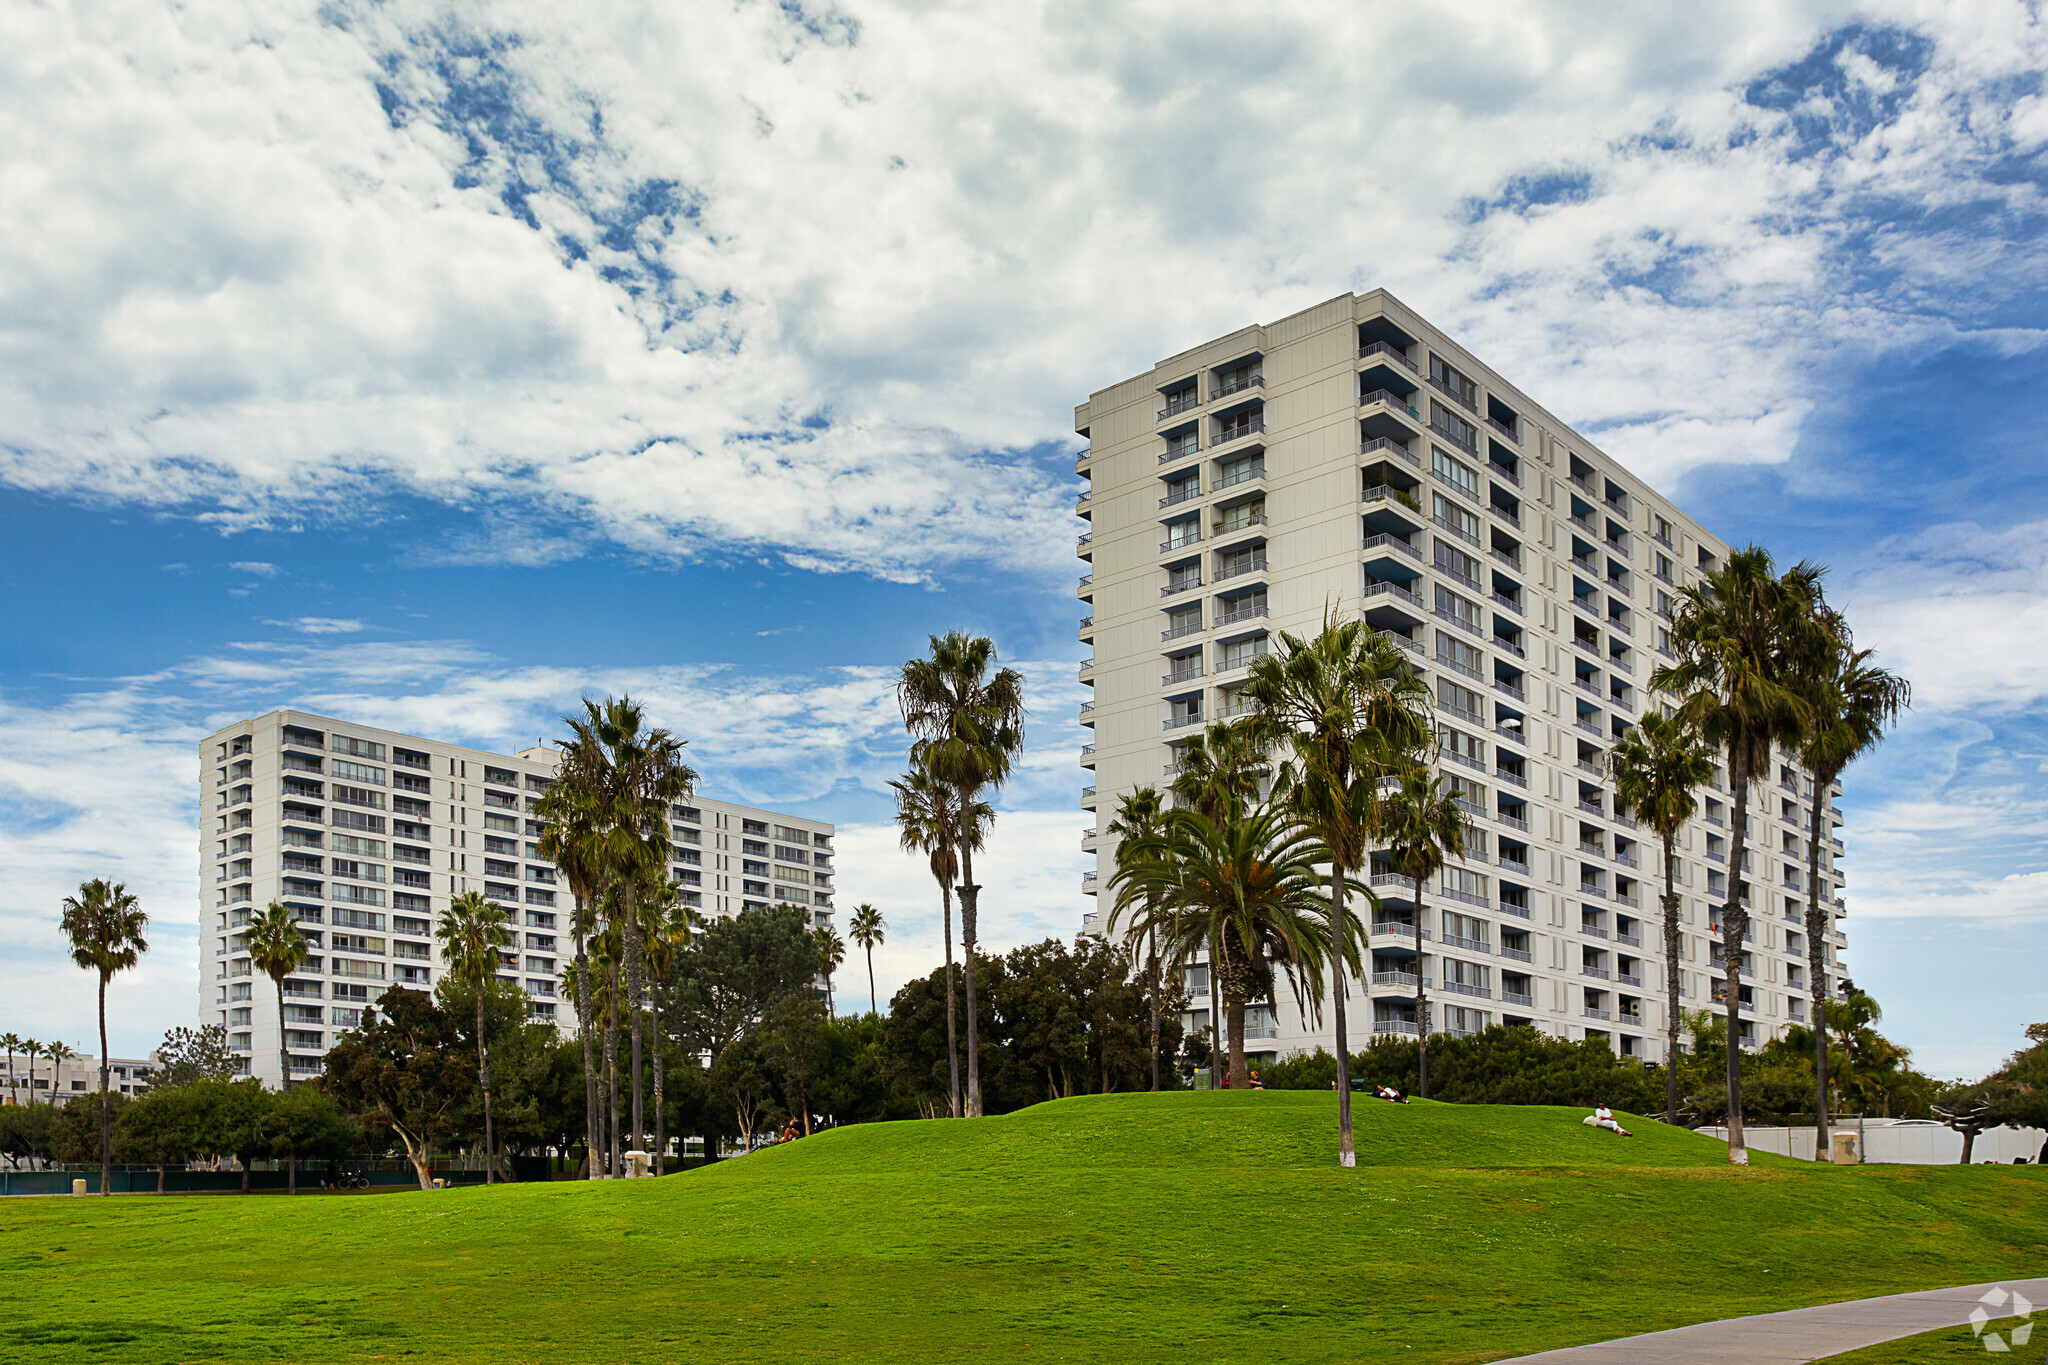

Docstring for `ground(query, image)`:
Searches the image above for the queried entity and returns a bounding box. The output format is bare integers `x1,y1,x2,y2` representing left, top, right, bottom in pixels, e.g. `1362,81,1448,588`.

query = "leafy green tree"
264,1086,360,1194
244,900,311,1092
1112,802,1346,1088
664,904,823,1063
814,926,847,1017
1607,711,1716,1123
154,1025,237,1087
889,758,989,1117
117,1083,201,1193
0,1098,54,1167
1794,639,1909,1149
848,904,886,1018
1248,617,1431,1166
437,889,514,1182
1651,546,1826,1164
52,1089,134,1170
1378,764,1466,1098
59,877,149,1196
211,1079,276,1194
321,988,472,1190
898,630,1026,1118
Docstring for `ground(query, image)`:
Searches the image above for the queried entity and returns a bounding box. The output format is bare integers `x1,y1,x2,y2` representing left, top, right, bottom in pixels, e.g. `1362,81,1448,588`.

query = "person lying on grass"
1583,1102,1632,1136
1373,1084,1408,1104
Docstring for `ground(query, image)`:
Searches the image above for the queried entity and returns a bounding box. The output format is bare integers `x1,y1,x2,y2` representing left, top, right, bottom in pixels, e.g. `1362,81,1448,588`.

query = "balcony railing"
1162,620,1201,642
1363,581,1424,610
1159,443,1200,465
1211,373,1264,401
1158,391,1200,421
1213,418,1266,446
1372,971,1420,989
1361,483,1422,511
1358,340,1418,372
1215,554,1267,583
1501,948,1534,964
1214,512,1267,538
1359,436,1420,467
1443,980,1491,999
1359,387,1417,416
1374,1019,1421,1036
1584,1007,1613,1022
1216,603,1269,628
1160,532,1202,554
1361,532,1423,562
1162,666,1203,687
1160,578,1201,598
1581,966,1611,980
1162,715,1203,731
1581,923,1610,940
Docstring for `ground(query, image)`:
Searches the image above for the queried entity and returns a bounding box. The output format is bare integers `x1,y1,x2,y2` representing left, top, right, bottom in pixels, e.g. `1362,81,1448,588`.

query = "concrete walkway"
1497,1277,2048,1363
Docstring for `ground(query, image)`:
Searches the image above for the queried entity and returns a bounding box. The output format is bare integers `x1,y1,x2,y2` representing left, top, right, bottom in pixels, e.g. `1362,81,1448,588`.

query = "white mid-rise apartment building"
200,709,837,1088
1073,290,1849,1066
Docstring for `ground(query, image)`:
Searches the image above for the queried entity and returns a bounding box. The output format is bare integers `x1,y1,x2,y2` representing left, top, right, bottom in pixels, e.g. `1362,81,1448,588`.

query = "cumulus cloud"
228,561,280,577
267,616,367,635
4,3,2045,580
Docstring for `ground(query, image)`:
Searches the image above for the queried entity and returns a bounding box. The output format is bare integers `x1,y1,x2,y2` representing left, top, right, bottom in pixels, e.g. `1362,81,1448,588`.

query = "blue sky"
3,2,2046,1076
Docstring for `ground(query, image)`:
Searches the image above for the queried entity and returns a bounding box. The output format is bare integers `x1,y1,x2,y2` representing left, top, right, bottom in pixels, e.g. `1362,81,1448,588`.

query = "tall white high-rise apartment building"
1073,291,1848,1066
200,709,836,1088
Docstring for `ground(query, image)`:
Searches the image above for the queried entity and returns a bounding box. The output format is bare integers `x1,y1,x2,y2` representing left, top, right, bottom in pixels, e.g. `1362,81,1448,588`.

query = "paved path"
1497,1277,2048,1363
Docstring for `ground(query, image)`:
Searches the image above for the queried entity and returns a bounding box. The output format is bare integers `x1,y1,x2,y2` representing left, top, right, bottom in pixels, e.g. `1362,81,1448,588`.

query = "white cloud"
4,3,2045,579
228,561,280,577
266,616,367,635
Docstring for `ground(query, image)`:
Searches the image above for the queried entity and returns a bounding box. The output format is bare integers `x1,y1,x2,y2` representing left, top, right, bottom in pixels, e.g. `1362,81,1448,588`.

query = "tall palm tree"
889,761,991,1117
1248,617,1432,1166
60,879,149,1195
1106,787,1171,1092
45,1043,79,1102
563,696,698,1164
1,1032,22,1106
640,878,694,1175
20,1039,41,1106
1607,711,1717,1124
1797,639,1909,1150
1168,717,1272,1089
533,757,607,1177
244,901,311,1094
1379,765,1465,1099
848,904,886,1017
591,910,625,1176
816,927,848,1016
1111,801,1353,1088
1651,547,1825,1165
898,631,1026,1118
438,889,513,1182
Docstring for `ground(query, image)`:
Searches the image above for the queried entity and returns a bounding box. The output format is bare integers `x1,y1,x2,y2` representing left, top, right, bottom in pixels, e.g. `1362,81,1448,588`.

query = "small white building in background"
2,1052,161,1106
200,708,837,1089
1699,1118,2046,1165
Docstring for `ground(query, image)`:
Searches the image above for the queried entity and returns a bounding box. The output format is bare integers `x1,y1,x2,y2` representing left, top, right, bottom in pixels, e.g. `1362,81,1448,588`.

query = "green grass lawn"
3,1092,2044,1364
1815,1316,2034,1362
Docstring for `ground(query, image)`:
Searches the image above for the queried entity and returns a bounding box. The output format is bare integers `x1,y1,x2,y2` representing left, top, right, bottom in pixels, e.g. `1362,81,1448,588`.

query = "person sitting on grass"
1583,1102,1632,1136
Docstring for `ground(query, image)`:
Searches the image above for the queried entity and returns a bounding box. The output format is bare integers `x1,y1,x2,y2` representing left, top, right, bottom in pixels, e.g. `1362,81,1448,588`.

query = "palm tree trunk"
1804,779,1831,1154
866,945,877,1019
623,887,645,1165
1145,925,1161,1093
604,964,621,1177
1661,834,1682,1127
476,997,494,1185
1206,934,1222,1090
1722,753,1753,1165
1226,993,1248,1089
1330,871,1355,1167
275,978,291,1097
652,990,666,1176
98,976,111,1197
574,908,599,1179
958,843,983,1118
1414,876,1429,1100
940,880,960,1118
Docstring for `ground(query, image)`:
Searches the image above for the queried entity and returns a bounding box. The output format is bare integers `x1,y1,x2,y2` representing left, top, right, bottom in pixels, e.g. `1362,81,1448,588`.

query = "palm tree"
1169,716,1270,823
813,927,847,1016
591,910,624,1176
1797,639,1909,1150
898,631,1026,1118
1106,786,1171,1092
562,696,698,1164
1248,618,1432,1166
45,1043,79,1103
1,1032,21,1106
848,905,886,1017
1379,765,1466,1099
437,890,513,1183
20,1039,41,1106
243,901,311,1094
889,761,991,1117
60,879,149,1195
1111,801,1352,1088
640,879,694,1175
533,758,607,1177
1651,547,1825,1165
1607,711,1717,1124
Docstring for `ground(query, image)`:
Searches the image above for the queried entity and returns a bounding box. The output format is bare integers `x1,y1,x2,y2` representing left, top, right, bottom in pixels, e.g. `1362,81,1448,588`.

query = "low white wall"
1696,1119,2047,1164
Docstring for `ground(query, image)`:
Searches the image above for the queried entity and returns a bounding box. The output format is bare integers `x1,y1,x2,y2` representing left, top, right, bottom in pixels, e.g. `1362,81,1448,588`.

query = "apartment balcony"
1615,850,1640,869
1371,920,1429,941
1080,615,1094,638
1584,1007,1613,1022
1581,922,1610,940
1372,970,1420,990
1443,981,1492,1000
1214,553,1267,584
1498,852,1531,875
1162,714,1203,731
1490,588,1522,616
1216,603,1269,628
1211,418,1267,448
1081,785,1097,801
1441,931,1491,954
1493,806,1530,831
1161,664,1203,687
1361,532,1423,563
1211,373,1264,402
1075,490,1091,512
1078,701,1095,721
1162,619,1202,642
1075,449,1092,469
1160,577,1202,599
1363,580,1425,612
1618,972,1644,987
1159,442,1201,466
1362,483,1423,513
1574,717,1604,737
1358,340,1419,373
1158,390,1201,422
1078,575,1093,597
1580,965,1612,981
1359,436,1421,467
1502,990,1535,1007
1374,1020,1421,1036
1617,1012,1645,1030
1494,767,1528,789
1501,947,1534,964
1216,460,1267,491
1213,512,1267,543
1431,512,1481,549
1078,658,1095,680
1076,532,1092,557
1160,531,1202,556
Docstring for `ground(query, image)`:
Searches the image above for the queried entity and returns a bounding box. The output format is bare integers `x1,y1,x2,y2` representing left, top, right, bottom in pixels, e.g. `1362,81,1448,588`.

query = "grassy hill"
3,1093,2044,1363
